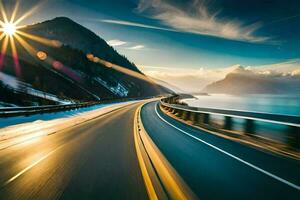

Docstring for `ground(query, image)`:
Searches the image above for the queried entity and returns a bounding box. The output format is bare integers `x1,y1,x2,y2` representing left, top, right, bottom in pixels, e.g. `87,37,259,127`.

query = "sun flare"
0,1,53,77
2,22,16,36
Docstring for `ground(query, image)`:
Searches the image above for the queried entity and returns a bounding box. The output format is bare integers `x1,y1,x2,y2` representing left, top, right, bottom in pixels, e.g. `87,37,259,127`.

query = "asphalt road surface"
0,100,299,200
0,102,148,200
141,102,300,200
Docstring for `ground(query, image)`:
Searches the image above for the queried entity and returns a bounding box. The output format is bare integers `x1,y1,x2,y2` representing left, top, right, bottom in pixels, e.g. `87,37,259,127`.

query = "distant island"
202,66,300,95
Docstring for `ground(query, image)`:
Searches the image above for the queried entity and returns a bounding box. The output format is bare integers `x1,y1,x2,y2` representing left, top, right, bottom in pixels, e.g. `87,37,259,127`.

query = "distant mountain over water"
203,66,300,94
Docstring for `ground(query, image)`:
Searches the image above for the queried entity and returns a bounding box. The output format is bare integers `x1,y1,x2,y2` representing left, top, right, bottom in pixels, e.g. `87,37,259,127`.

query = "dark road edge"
134,104,198,200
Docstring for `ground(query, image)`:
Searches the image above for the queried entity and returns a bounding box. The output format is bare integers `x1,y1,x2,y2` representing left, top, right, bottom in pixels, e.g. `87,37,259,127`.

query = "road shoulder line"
155,103,300,191
135,105,198,200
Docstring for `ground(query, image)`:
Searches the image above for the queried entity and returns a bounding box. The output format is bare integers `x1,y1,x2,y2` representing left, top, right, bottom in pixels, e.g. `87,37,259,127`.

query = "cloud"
127,45,145,50
139,60,300,92
107,39,127,46
101,18,268,43
252,59,300,77
291,69,300,76
139,64,236,92
255,58,300,73
140,64,240,80
106,39,146,50
101,19,173,32
136,0,270,43
268,14,300,25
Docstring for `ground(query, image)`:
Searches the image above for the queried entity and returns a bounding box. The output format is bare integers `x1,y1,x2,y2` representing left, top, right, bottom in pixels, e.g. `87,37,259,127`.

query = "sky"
2,0,300,91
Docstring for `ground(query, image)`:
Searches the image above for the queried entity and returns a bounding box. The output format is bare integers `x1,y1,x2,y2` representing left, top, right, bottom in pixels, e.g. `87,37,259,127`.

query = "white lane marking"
154,104,300,191
3,145,63,187
2,104,134,187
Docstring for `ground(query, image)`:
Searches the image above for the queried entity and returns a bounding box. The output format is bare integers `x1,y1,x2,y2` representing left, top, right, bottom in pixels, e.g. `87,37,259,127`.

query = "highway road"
0,102,148,200
0,100,299,200
141,102,300,200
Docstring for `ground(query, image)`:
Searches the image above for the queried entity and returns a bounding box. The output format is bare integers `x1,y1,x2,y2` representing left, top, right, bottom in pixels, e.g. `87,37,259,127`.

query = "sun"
2,22,16,36
0,2,63,77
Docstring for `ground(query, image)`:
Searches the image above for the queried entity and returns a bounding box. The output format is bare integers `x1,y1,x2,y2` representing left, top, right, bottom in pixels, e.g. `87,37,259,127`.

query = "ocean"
183,94,300,116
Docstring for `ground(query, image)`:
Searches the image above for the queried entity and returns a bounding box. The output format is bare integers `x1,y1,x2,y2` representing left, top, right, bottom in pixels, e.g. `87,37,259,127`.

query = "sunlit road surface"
0,102,148,200
0,100,299,200
141,102,300,200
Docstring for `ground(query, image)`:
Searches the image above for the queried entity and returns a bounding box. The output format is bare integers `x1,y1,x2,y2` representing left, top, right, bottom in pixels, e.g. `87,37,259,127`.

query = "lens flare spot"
52,60,63,70
36,51,47,60
86,53,94,61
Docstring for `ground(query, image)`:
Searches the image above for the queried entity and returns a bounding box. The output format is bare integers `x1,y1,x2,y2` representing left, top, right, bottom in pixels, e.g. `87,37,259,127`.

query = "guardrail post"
203,113,210,124
165,107,170,112
171,108,177,114
287,126,300,149
182,111,190,121
193,113,200,125
173,108,179,116
197,113,205,125
177,109,183,117
190,112,197,124
245,119,255,135
224,116,233,130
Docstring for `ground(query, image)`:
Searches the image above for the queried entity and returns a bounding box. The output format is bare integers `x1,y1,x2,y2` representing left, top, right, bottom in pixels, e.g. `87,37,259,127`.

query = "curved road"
0,102,148,200
141,102,300,200
0,100,299,200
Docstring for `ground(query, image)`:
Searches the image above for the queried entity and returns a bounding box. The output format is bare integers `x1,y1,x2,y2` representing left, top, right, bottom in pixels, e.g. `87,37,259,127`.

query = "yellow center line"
135,104,198,200
134,107,159,200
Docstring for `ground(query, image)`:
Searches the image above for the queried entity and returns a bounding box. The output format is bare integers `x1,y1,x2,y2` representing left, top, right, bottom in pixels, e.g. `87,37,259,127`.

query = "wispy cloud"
107,39,127,46
106,39,146,50
127,45,145,50
268,14,300,25
134,0,270,43
101,19,173,32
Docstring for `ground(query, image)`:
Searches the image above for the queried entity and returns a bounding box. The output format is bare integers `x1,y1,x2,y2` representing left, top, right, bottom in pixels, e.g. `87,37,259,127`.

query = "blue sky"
7,0,299,69
2,0,300,91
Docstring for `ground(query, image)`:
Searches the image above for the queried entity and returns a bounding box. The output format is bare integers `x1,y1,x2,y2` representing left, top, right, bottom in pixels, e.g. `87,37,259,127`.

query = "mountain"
203,66,300,94
22,17,139,72
0,17,168,106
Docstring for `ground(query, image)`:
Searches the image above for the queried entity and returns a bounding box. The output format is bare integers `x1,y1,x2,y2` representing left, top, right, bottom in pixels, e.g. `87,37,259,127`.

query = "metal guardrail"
0,103,95,117
0,96,158,118
160,96,300,149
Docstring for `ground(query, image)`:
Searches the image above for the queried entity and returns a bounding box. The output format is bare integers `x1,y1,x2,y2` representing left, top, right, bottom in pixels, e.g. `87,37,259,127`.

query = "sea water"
183,94,300,116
